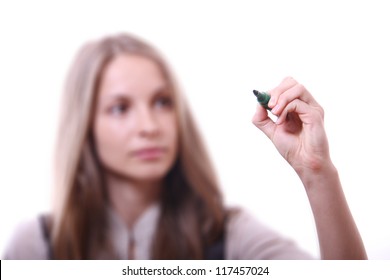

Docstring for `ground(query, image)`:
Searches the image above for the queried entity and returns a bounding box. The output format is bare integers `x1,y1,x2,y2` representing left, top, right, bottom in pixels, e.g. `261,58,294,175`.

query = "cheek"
165,115,179,155
93,118,128,163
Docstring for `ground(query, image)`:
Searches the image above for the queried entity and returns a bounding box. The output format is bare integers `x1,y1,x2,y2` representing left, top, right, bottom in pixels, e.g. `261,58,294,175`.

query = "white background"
0,0,389,259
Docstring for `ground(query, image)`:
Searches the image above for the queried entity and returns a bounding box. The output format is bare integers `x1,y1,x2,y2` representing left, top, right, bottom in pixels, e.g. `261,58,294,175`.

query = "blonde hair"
52,33,224,259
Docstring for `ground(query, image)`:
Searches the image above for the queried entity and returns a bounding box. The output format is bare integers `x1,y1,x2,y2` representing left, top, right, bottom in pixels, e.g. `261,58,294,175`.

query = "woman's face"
93,54,178,184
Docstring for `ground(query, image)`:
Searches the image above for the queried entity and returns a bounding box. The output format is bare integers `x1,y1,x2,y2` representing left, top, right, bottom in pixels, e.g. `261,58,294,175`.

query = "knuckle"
314,105,325,121
295,83,306,93
283,76,294,83
319,106,325,118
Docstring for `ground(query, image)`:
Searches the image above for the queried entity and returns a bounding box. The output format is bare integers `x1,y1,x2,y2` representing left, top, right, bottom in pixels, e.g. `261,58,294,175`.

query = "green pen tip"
252,89,271,110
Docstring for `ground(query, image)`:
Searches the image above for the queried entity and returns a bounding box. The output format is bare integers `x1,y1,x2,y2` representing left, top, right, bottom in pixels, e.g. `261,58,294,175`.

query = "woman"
4,33,367,259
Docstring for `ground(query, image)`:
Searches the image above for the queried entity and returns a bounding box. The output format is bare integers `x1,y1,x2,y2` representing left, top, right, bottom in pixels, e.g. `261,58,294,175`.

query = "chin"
125,163,172,182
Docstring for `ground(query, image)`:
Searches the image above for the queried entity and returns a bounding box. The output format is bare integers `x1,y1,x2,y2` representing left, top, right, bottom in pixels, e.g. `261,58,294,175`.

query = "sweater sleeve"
3,216,49,260
225,208,315,260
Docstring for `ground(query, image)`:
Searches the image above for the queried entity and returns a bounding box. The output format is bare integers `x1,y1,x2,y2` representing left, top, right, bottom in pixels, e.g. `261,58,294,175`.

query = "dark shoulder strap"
39,214,54,259
204,217,225,260
204,232,225,260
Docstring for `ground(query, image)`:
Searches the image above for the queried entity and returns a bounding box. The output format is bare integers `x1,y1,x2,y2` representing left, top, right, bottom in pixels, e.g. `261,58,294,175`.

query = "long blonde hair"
52,33,224,259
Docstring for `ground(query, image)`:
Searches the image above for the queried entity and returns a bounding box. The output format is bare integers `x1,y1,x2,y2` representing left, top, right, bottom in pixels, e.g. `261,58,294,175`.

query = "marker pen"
253,90,271,110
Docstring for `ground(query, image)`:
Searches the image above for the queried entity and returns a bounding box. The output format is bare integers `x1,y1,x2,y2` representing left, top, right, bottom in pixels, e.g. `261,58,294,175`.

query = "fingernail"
271,104,280,114
268,96,276,107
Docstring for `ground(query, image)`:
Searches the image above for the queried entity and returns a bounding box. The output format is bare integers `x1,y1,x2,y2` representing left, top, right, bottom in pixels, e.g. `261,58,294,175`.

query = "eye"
109,102,129,116
154,95,173,109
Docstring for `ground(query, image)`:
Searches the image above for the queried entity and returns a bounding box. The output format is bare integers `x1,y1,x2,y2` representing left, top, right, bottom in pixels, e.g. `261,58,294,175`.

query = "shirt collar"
106,202,161,259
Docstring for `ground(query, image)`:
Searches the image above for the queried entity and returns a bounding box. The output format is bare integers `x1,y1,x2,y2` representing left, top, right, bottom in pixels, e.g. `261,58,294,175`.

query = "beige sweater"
3,204,314,259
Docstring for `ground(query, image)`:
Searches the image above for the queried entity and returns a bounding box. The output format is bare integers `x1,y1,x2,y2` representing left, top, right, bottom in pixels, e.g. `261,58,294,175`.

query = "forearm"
297,163,367,260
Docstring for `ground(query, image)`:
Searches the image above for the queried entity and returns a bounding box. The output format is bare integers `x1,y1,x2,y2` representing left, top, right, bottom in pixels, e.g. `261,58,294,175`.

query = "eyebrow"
100,85,172,103
101,93,130,102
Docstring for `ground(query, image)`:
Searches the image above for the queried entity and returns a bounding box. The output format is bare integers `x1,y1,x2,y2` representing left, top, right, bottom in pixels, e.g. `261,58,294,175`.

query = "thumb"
252,104,276,140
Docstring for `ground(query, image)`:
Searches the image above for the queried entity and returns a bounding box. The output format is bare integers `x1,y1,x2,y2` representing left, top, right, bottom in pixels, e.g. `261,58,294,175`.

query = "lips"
131,147,167,160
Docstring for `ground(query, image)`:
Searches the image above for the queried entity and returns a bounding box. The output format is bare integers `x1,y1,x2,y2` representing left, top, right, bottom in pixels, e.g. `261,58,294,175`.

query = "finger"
252,104,276,140
268,76,297,108
271,81,321,116
271,82,315,115
276,99,323,126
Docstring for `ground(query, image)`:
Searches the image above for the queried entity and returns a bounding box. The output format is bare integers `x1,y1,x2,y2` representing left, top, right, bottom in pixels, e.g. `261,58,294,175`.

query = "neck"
105,172,162,229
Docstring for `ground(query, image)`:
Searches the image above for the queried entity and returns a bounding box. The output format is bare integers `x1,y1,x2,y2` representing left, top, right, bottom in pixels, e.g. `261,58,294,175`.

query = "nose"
137,106,159,138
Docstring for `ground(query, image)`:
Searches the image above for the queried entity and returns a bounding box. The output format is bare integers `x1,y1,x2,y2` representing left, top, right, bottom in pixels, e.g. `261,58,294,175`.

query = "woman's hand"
252,77,367,259
252,77,331,175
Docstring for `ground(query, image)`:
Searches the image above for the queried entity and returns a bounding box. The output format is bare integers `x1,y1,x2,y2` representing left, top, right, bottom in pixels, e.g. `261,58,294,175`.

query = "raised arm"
252,77,367,259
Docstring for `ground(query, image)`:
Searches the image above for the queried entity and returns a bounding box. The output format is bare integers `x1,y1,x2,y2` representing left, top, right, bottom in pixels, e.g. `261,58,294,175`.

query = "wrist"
295,161,339,192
